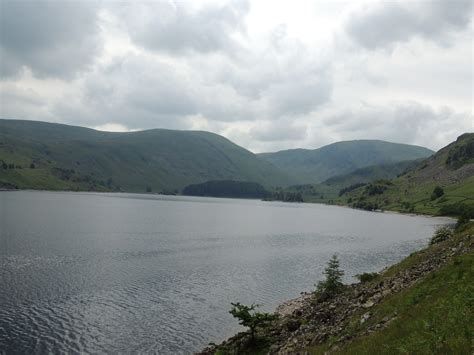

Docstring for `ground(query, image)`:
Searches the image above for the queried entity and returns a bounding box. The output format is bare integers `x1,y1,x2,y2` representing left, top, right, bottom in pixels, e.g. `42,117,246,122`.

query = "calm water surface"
0,191,451,353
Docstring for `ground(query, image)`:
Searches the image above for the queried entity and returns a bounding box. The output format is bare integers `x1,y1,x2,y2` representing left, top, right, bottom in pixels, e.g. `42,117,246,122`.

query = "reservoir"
0,191,451,353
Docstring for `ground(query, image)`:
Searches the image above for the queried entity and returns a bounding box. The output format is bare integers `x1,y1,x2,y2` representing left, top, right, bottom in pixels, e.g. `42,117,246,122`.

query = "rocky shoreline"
199,224,473,354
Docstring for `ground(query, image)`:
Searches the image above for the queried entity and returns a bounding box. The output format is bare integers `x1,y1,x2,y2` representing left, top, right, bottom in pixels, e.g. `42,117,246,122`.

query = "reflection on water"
0,191,451,353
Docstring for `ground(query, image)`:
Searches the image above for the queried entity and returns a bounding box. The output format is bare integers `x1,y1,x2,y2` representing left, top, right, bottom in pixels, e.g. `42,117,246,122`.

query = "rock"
269,344,280,353
371,292,383,302
360,312,371,324
286,319,301,332
362,300,375,308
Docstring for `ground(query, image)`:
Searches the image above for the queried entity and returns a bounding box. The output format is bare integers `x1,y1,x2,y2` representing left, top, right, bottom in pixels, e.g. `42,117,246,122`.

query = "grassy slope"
259,140,434,184
0,119,294,192
309,223,474,355
340,133,474,215
279,159,422,203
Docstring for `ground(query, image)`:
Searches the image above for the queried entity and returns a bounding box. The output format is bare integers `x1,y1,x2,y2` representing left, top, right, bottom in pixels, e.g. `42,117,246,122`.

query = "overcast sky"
0,0,472,152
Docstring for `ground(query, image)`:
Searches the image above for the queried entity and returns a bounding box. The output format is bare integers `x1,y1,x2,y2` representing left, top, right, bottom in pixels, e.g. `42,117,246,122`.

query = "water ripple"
0,191,449,353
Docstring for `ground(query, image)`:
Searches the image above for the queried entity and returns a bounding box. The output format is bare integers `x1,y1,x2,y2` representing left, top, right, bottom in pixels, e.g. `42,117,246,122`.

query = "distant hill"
323,159,422,187
285,159,423,202
0,119,294,192
342,133,474,216
259,140,434,184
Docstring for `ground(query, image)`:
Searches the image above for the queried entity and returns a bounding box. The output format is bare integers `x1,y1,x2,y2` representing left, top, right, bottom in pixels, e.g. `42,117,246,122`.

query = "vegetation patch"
429,226,454,245
182,180,269,199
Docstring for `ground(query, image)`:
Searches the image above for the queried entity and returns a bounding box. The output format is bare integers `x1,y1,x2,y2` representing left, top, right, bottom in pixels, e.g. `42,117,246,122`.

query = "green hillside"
0,119,294,192
341,133,474,216
308,223,474,354
259,140,434,184
283,159,422,203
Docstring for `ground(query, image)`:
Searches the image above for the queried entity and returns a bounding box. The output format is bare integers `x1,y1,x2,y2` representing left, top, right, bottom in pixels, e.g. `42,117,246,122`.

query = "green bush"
456,212,470,230
356,272,379,283
439,203,474,219
430,226,454,245
229,303,277,341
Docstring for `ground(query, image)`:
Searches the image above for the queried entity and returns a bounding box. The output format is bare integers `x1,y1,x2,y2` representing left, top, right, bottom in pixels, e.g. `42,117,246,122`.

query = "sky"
0,0,472,153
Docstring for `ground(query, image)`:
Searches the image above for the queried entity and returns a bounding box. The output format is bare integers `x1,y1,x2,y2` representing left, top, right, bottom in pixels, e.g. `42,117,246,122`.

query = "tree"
316,254,345,298
431,186,444,200
229,303,277,341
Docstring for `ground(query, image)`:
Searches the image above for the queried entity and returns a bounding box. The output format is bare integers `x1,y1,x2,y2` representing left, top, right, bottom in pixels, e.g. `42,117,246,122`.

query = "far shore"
1,187,458,221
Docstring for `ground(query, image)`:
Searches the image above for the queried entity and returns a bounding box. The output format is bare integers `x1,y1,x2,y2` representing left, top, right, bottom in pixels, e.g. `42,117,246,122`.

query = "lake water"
0,191,451,353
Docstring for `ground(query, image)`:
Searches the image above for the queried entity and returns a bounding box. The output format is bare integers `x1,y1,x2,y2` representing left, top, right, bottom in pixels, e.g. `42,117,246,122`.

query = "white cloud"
0,0,102,78
0,0,471,153
94,123,135,132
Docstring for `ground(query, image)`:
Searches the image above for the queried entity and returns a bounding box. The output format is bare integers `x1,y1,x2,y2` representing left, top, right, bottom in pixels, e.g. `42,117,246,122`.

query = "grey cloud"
319,102,472,150
265,69,332,117
213,26,334,117
0,84,50,120
78,54,260,127
77,55,198,128
0,0,102,79
345,1,472,50
250,121,307,142
118,0,249,54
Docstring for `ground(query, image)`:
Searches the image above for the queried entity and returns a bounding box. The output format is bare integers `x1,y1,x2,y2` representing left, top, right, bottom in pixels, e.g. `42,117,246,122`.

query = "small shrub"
455,212,470,230
356,272,379,283
229,303,278,341
430,226,454,245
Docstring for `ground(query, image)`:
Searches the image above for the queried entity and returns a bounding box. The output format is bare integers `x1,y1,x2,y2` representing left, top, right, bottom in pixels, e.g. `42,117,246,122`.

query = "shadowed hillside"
259,140,434,184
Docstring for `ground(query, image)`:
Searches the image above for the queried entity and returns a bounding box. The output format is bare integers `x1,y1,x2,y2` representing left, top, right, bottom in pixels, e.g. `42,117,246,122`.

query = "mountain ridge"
259,139,434,184
0,119,438,193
